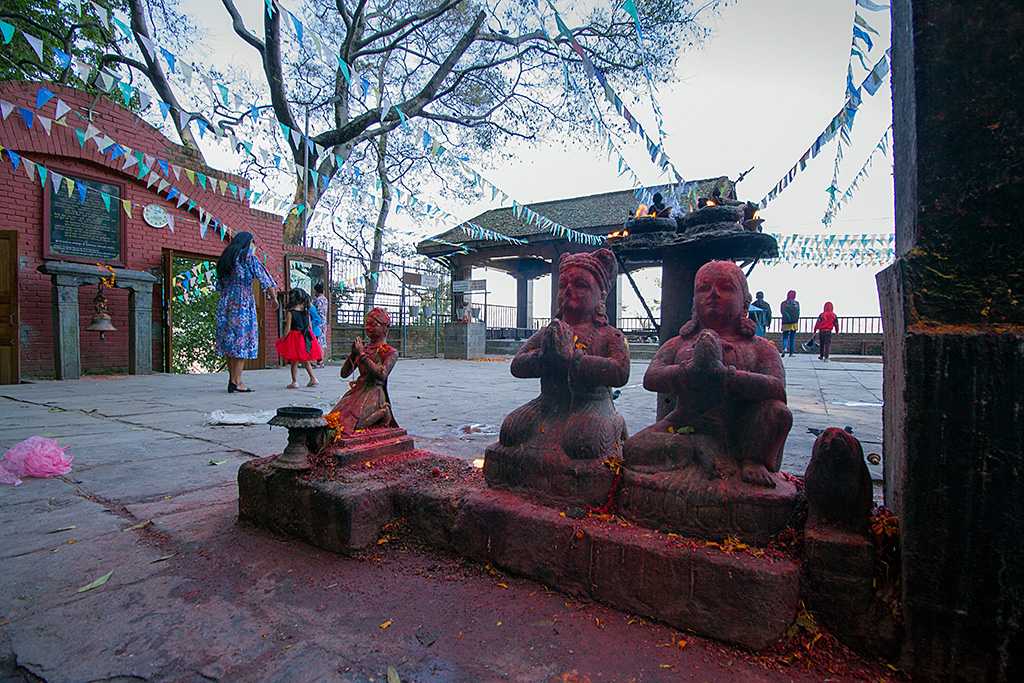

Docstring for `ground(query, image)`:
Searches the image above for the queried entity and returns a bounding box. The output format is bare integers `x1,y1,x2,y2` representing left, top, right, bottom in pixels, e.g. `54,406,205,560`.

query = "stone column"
51,274,82,380
657,251,699,419
549,255,560,320
125,283,154,375
515,276,534,330
450,262,471,321
879,2,1024,680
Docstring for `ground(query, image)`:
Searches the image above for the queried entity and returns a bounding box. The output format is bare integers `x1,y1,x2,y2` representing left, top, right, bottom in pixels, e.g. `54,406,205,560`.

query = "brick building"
0,80,324,381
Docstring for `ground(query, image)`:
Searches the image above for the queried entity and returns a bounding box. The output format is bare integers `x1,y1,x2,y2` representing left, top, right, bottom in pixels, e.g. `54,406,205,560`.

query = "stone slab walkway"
0,355,890,682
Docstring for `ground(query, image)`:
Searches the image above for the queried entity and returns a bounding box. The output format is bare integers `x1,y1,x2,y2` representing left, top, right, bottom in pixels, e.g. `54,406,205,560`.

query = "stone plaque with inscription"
47,175,123,263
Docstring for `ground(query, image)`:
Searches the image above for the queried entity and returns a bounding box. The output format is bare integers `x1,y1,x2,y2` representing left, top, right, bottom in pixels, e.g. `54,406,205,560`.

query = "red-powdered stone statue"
623,260,791,485
483,249,630,507
618,260,797,542
329,307,399,434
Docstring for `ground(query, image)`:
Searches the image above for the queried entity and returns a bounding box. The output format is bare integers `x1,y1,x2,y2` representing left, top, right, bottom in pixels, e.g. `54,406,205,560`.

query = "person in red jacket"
814,302,839,361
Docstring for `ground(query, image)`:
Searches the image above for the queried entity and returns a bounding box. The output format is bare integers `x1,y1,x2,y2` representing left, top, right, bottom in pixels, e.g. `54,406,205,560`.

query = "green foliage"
170,258,220,374
0,0,127,87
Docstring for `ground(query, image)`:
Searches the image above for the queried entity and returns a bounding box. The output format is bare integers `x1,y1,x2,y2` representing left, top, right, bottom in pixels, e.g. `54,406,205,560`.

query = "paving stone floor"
0,354,888,682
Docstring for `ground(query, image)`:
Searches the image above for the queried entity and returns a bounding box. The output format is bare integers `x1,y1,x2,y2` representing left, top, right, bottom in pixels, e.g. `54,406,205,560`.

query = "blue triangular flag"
36,87,55,109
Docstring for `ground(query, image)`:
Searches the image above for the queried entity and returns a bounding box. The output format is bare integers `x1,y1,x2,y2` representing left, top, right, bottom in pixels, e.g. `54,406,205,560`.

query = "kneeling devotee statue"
620,260,796,542
329,307,399,433
484,249,630,507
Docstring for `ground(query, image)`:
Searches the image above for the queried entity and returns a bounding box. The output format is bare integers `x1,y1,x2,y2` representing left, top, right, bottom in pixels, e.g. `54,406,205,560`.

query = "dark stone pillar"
52,274,80,380
657,251,698,419
881,2,1024,680
659,252,697,345
549,256,561,320
515,277,533,330
125,283,154,375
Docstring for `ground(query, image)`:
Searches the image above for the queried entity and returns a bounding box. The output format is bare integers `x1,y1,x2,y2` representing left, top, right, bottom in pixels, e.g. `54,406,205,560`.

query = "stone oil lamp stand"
267,407,328,470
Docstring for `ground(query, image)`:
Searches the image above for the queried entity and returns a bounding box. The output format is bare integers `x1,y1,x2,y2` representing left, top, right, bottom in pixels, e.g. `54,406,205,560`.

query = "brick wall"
0,81,323,377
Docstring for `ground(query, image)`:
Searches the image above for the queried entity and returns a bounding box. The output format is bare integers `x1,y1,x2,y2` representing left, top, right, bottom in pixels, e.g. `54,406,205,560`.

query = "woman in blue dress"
215,231,278,392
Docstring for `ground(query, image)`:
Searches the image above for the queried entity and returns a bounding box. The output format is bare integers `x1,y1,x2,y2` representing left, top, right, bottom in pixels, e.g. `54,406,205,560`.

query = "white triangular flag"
23,33,45,61
54,99,71,120
90,1,109,28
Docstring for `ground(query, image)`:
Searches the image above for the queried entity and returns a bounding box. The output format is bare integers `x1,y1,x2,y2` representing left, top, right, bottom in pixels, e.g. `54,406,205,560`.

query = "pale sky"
177,0,894,319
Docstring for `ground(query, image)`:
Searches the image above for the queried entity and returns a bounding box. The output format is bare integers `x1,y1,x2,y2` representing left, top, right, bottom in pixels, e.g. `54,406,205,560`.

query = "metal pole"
401,281,407,357
613,250,659,334
303,106,309,247
434,285,439,357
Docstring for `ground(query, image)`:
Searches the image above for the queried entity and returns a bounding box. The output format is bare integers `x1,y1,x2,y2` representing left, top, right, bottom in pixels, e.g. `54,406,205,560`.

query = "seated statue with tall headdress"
623,260,792,487
483,249,630,507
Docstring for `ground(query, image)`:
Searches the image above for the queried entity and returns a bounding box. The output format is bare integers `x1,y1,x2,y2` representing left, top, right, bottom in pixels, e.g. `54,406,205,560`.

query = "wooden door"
0,231,19,384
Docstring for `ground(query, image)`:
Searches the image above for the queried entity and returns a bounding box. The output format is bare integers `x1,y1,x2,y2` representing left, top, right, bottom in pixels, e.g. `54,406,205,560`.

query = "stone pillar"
515,276,534,330
125,283,154,375
657,251,699,419
51,274,81,380
549,256,561,319
879,2,1024,680
450,262,471,321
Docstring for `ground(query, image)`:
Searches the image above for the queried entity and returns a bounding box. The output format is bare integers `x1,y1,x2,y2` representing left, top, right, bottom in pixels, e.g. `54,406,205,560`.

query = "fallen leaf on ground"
380,620,392,629
150,553,176,563
77,570,113,593
47,525,76,533
387,666,401,683
208,459,228,466
122,520,151,532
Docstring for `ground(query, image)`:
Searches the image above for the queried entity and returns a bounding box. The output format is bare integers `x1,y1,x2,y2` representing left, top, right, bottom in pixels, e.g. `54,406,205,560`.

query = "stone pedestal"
804,525,901,659
238,454,800,650
617,467,798,544
482,440,614,509
443,321,485,359
327,427,414,466
38,262,158,380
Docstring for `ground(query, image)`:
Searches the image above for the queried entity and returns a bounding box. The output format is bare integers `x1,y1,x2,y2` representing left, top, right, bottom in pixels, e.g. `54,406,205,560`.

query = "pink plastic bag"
1,436,73,482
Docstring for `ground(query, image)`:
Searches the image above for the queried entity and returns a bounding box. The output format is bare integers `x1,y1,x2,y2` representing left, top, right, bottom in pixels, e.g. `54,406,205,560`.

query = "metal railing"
479,304,882,338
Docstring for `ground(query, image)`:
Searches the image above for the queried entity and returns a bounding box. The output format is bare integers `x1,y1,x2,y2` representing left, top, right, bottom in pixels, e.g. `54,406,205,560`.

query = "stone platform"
238,452,800,650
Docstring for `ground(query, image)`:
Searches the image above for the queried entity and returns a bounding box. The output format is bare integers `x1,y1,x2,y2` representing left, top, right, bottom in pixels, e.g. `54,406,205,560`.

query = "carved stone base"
482,442,615,509
328,427,414,466
237,454,800,650
617,465,798,544
804,524,902,658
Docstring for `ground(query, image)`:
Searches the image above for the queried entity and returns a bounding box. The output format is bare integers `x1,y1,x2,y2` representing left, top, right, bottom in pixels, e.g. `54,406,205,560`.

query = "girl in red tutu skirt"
274,288,321,388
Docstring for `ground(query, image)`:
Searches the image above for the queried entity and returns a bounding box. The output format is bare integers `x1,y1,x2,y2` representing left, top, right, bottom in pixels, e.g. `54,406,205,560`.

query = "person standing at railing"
814,301,839,361
780,290,800,356
749,290,772,338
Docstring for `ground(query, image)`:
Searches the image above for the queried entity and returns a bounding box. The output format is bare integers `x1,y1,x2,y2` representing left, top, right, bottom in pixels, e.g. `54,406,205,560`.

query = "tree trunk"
282,170,322,245
362,132,390,314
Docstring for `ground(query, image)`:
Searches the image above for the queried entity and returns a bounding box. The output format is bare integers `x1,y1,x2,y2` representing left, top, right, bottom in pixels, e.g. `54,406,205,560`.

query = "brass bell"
86,283,117,340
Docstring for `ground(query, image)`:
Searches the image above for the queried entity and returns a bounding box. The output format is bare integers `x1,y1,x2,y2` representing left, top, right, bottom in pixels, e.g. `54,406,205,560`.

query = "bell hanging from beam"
85,282,116,340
